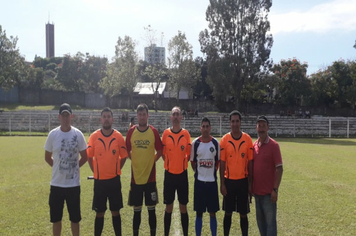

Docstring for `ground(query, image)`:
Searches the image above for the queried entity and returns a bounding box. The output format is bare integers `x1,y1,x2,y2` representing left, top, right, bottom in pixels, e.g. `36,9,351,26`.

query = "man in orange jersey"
161,106,191,236
126,103,163,236
87,107,129,236
220,110,253,236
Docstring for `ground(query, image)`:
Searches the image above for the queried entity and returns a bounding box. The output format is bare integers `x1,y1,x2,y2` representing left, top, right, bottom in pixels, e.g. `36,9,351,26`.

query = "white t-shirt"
190,137,220,182
44,126,87,187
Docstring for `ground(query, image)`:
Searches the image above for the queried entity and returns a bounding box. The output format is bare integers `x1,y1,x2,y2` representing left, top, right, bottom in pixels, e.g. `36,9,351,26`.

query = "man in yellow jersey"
220,110,253,236
126,103,163,236
87,107,129,236
161,106,191,236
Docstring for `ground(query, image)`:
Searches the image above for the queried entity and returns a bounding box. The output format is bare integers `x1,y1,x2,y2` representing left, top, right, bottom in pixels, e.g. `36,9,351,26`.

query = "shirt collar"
258,136,270,147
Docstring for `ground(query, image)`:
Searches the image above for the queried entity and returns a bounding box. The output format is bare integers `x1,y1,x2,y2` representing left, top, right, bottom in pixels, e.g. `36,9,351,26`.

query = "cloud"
270,0,356,34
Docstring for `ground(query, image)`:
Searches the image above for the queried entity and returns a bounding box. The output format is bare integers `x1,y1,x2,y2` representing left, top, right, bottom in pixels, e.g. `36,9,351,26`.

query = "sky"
1,0,356,75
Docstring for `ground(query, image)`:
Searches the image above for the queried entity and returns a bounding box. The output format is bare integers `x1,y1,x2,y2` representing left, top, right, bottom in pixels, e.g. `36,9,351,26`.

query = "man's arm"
120,156,128,169
87,158,94,172
45,151,53,167
190,161,196,172
79,149,88,167
155,149,163,162
220,160,227,196
271,165,283,203
248,160,253,203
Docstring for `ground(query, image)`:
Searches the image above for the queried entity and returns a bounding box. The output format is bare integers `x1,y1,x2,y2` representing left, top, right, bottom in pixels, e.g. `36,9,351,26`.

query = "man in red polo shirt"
252,115,283,236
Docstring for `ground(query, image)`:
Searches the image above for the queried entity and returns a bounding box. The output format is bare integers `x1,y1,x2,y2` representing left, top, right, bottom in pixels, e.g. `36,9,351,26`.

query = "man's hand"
220,184,227,196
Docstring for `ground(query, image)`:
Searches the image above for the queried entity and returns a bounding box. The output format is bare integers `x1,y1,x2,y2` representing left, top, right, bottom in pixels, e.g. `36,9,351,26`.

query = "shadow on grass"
276,137,356,146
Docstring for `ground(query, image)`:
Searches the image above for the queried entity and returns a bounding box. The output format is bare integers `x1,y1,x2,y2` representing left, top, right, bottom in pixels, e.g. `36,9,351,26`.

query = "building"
133,82,189,99
144,44,165,64
46,23,55,58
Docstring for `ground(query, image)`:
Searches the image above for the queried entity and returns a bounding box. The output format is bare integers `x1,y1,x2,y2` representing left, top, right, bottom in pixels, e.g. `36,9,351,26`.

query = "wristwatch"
273,188,278,193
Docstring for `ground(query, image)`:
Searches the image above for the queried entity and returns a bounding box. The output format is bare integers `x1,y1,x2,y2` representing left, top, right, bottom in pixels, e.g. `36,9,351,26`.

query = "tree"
309,70,338,107
199,0,273,109
100,36,138,109
80,53,107,93
272,58,310,106
0,25,28,90
56,52,84,91
193,57,213,99
168,31,200,102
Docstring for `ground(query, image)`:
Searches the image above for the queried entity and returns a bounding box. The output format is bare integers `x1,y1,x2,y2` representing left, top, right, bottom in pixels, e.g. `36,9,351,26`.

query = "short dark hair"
201,117,210,126
101,107,113,116
137,103,148,113
229,110,242,121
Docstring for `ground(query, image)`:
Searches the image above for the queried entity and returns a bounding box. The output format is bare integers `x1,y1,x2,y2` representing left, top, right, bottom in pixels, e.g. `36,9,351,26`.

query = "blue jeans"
254,194,277,236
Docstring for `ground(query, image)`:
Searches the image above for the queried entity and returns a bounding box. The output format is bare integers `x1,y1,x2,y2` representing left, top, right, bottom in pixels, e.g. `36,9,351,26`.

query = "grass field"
0,136,355,236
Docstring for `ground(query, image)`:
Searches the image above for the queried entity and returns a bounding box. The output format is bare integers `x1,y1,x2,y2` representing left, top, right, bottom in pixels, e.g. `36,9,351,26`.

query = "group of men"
45,102,283,236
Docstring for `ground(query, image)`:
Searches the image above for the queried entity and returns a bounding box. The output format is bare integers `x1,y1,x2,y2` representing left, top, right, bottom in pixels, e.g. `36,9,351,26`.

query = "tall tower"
144,44,165,64
46,22,55,58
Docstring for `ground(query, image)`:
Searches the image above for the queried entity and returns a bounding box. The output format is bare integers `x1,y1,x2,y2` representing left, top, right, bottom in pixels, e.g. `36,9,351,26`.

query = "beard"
103,124,112,130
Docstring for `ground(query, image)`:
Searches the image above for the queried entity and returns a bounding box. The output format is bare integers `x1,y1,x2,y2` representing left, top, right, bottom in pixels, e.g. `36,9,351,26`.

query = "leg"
223,213,232,236
133,207,142,236
95,212,105,236
195,212,203,236
111,211,121,236
240,214,249,236
179,204,189,236
255,195,267,236
53,221,61,236
147,206,156,236
164,203,173,236
71,222,79,236
209,212,217,236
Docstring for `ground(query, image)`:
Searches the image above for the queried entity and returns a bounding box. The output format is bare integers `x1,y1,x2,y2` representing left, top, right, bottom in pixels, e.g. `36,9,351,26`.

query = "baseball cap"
59,103,72,114
257,115,269,124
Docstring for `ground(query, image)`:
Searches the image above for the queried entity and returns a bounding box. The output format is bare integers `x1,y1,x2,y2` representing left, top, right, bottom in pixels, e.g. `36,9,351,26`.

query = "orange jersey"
162,128,191,174
87,129,128,180
220,132,253,180
126,125,163,185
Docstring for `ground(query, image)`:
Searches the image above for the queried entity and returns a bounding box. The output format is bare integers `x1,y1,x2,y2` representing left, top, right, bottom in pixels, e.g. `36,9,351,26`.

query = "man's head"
256,115,269,139
200,117,211,138
58,103,73,129
229,110,242,134
170,106,182,127
100,107,113,130
59,103,72,115
136,103,149,127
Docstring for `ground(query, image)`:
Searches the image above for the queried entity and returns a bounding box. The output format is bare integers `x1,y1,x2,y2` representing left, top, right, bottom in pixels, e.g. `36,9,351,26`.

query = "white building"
144,44,165,64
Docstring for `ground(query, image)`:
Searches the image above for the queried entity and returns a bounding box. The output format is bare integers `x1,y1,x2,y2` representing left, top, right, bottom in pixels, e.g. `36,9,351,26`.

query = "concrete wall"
0,87,18,103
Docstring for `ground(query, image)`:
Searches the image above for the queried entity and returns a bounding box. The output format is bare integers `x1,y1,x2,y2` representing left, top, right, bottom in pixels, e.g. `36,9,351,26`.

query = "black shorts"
163,170,189,205
49,186,81,223
222,178,250,215
194,179,219,213
93,175,123,212
128,182,158,207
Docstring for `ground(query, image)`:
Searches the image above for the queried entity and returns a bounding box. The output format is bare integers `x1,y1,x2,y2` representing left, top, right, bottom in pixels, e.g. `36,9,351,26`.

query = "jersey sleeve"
247,135,254,161
152,126,163,151
44,131,53,152
162,129,167,155
117,133,129,159
87,132,95,158
272,142,283,167
219,135,227,162
77,130,87,152
185,130,192,160
126,127,134,153
190,138,197,162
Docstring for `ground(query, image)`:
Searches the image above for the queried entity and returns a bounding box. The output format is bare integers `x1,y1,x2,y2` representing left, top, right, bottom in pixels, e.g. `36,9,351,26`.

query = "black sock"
223,214,232,236
112,214,121,236
95,217,104,236
133,209,142,236
181,212,189,236
240,216,248,236
164,211,172,236
148,207,156,236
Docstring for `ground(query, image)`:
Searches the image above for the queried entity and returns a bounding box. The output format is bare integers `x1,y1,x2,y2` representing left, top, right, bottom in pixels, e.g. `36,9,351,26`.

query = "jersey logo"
181,145,185,151
241,153,245,158
134,140,150,149
151,192,157,201
210,147,214,153
199,159,213,168
112,149,116,155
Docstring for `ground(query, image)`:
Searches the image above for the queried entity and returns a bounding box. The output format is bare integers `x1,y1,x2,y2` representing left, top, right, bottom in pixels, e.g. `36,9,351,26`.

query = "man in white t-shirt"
44,103,87,236
190,117,220,236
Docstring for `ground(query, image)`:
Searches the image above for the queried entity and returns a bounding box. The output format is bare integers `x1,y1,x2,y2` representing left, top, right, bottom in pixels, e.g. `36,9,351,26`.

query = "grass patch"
0,137,355,235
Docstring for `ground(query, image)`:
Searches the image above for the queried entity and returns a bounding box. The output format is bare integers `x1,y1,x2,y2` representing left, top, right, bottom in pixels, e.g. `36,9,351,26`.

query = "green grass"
0,137,355,235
